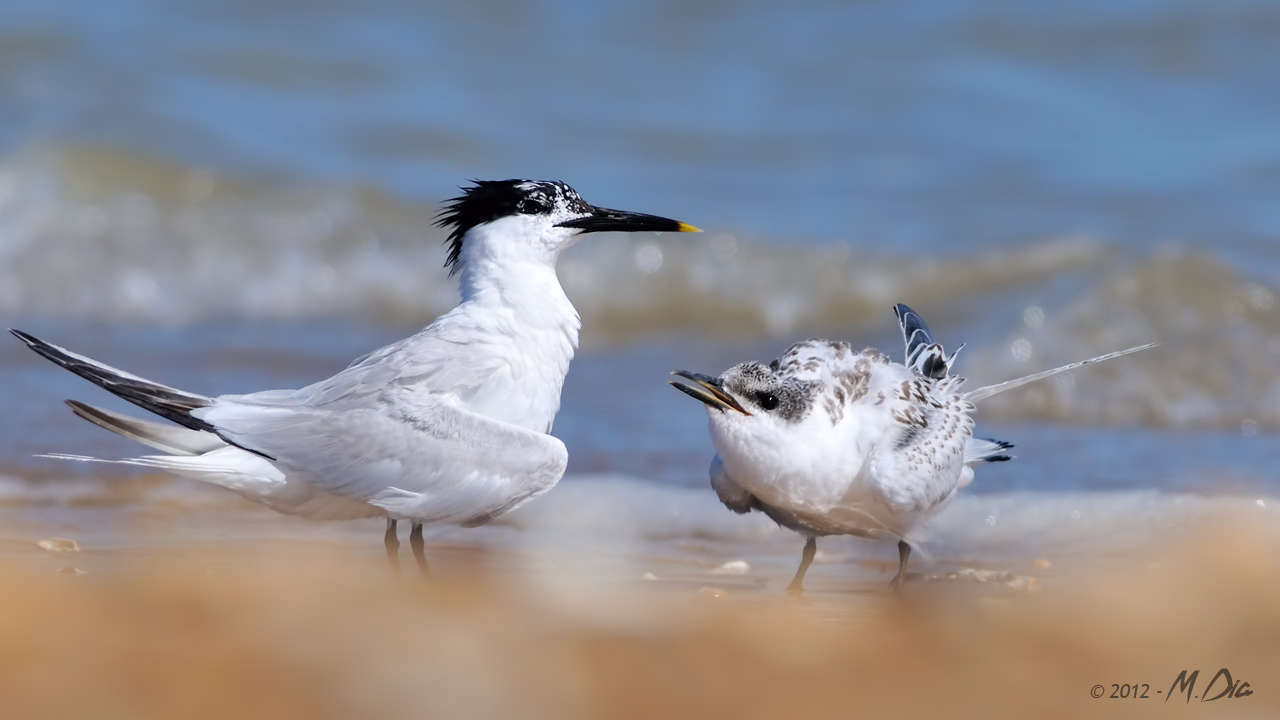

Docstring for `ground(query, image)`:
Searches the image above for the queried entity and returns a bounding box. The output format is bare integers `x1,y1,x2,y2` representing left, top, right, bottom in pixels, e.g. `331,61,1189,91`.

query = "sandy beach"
2,475,1277,719
2,514,1277,719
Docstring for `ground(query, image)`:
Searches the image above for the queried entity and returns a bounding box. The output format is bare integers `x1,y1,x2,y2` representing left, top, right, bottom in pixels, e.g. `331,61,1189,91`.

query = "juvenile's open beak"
556,206,701,234
669,370,751,415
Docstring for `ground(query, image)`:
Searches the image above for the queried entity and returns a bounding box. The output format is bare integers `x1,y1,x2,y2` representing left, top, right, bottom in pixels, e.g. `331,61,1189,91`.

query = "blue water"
2,0,1279,265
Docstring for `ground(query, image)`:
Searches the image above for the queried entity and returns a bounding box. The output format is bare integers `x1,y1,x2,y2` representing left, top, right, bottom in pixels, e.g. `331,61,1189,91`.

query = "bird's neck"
458,253,581,347
443,225,580,432
455,254,580,432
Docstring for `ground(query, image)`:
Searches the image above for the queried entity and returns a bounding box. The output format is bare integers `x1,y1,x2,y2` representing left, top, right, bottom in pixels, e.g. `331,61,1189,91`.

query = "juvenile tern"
670,303,1152,592
13,179,699,574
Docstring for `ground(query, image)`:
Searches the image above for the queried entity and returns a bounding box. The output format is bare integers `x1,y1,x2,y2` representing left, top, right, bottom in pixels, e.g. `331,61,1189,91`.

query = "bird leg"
787,536,817,594
409,521,431,578
890,539,911,591
384,518,401,574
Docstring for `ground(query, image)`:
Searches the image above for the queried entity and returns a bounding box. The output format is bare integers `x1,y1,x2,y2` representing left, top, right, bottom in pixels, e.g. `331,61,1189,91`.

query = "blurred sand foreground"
0,518,1276,720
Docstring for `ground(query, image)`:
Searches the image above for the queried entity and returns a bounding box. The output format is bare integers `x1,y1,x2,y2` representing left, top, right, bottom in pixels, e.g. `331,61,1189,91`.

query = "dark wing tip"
64,398,104,424
9,328,36,344
64,398,99,416
10,329,60,362
893,304,930,335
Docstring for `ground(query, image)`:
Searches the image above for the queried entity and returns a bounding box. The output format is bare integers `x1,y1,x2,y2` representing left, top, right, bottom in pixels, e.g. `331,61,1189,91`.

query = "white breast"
452,307,579,432
444,260,581,433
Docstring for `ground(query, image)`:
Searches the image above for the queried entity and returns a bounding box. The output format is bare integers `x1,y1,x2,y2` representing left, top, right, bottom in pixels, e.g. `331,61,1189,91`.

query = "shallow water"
2,320,1275,572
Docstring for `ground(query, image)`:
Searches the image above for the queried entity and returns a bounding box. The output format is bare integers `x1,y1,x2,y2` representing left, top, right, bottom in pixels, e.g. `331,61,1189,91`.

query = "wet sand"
2,504,1277,719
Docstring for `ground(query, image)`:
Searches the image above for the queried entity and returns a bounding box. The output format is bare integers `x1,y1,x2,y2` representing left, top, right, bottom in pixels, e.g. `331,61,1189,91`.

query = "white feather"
965,343,1156,402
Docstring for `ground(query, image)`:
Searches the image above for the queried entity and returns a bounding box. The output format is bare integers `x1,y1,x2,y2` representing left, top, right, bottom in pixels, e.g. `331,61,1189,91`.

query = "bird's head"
435,179,700,276
669,361,824,454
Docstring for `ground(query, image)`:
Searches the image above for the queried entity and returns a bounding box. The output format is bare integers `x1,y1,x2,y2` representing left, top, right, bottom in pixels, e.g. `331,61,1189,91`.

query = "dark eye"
755,391,780,411
518,199,549,214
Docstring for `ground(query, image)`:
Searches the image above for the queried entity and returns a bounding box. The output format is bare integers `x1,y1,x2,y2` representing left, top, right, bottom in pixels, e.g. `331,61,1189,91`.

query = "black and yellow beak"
556,206,701,234
668,370,751,415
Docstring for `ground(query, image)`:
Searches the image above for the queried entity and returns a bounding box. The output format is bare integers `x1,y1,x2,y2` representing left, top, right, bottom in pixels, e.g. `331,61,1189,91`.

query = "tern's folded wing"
866,377,975,518
236,306,541,411
192,396,568,525
709,454,755,514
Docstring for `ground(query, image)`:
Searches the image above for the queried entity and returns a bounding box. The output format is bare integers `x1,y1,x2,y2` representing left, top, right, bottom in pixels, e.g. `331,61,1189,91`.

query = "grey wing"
709,454,755,514
232,309,517,410
193,395,567,524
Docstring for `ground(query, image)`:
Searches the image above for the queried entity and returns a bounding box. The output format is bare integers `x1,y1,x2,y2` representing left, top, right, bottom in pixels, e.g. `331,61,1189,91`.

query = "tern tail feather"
10,329,213,432
964,437,1013,464
964,343,1156,403
10,329,275,460
64,400,225,456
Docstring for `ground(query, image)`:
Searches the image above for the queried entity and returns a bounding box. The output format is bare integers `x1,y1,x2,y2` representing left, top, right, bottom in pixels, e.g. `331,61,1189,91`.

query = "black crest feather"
433,179,587,276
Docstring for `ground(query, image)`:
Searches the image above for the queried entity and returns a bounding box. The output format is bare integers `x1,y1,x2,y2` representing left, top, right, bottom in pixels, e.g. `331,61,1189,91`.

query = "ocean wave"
970,252,1280,431
2,144,1274,432
1,143,1105,334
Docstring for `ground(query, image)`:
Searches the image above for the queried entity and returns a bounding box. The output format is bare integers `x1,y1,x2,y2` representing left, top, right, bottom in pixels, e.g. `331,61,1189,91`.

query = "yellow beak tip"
676,222,703,233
